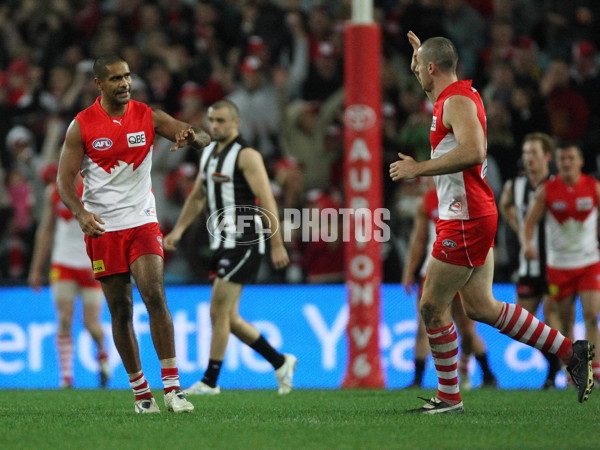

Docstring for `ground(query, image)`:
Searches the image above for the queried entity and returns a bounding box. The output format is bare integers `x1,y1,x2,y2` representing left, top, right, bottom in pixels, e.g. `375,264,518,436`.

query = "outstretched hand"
170,127,197,152
407,30,421,51
271,245,290,270
407,30,421,73
163,230,182,251
389,152,420,182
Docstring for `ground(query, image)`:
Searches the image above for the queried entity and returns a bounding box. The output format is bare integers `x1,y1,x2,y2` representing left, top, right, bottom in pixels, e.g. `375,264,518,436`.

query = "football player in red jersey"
57,53,211,414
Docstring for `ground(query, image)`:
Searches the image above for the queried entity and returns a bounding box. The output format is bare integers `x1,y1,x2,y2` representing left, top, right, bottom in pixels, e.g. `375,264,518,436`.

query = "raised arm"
56,119,105,237
163,171,207,251
152,109,211,151
407,30,435,103
238,147,289,270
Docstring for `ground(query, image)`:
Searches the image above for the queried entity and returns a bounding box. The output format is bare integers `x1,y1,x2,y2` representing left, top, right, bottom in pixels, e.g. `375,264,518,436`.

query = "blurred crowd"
1,0,600,285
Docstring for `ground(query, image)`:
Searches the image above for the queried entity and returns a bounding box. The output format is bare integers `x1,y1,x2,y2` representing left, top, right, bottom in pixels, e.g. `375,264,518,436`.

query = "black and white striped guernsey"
200,136,266,251
513,175,546,278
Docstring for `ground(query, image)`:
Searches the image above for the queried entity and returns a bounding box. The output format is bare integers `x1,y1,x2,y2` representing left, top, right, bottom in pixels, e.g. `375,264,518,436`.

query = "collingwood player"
499,132,561,388
164,99,297,395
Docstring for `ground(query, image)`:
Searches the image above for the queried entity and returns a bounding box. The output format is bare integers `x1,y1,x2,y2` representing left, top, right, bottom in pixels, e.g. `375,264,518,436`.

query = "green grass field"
0,388,597,449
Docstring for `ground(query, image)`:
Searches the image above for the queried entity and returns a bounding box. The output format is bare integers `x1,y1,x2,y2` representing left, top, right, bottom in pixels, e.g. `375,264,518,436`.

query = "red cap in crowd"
573,40,596,59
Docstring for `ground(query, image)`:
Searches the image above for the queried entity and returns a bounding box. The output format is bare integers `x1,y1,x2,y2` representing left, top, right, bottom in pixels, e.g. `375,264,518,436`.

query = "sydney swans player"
57,53,210,413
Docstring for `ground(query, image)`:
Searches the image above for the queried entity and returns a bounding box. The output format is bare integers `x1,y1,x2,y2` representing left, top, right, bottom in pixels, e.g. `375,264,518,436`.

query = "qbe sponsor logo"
127,131,146,147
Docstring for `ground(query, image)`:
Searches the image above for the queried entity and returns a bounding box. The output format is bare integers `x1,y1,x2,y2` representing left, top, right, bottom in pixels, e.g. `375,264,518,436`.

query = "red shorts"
49,263,101,288
547,262,600,301
432,214,497,268
85,222,164,279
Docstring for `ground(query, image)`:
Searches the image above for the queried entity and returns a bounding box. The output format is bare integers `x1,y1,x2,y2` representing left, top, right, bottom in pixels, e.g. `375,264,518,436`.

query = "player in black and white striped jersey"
164,100,297,395
499,132,561,389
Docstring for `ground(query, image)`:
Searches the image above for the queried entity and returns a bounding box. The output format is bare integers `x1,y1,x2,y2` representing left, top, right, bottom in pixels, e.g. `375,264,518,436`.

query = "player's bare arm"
152,109,211,151
499,179,519,233
238,147,289,270
402,197,427,296
522,185,546,260
163,172,207,251
28,184,57,291
390,96,484,181
56,119,106,237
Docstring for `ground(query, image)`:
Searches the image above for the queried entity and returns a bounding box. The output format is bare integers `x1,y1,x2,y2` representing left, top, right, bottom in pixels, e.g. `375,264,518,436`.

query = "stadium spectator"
163,99,296,395
381,101,406,211
272,155,304,211
481,61,516,107
522,143,600,383
174,82,209,128
305,5,337,61
271,9,310,101
397,89,432,164
499,132,562,389
28,173,110,389
508,85,551,150
56,53,209,413
570,40,600,175
301,189,345,284
402,180,497,389
237,0,288,62
485,98,518,182
442,0,486,78
390,31,594,413
227,55,280,161
479,17,517,73
490,0,542,38
279,89,344,191
301,40,343,102
510,36,543,91
145,58,182,115
540,58,590,144
544,1,596,59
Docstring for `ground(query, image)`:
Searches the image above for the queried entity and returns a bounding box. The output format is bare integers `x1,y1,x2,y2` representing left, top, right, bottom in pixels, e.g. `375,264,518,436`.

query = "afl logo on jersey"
92,138,113,151
449,201,462,212
442,239,457,249
127,131,146,147
212,172,231,183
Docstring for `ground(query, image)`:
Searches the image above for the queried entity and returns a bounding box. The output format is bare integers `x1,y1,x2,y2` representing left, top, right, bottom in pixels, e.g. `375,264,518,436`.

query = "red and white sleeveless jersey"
76,97,156,231
51,182,90,268
420,186,439,277
544,173,599,269
430,80,496,220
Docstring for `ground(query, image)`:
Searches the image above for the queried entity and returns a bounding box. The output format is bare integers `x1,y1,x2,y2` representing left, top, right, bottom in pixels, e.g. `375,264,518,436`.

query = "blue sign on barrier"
0,284,583,390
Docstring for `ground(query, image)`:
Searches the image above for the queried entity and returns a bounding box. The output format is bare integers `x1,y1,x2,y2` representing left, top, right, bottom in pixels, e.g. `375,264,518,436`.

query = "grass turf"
0,388,597,449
